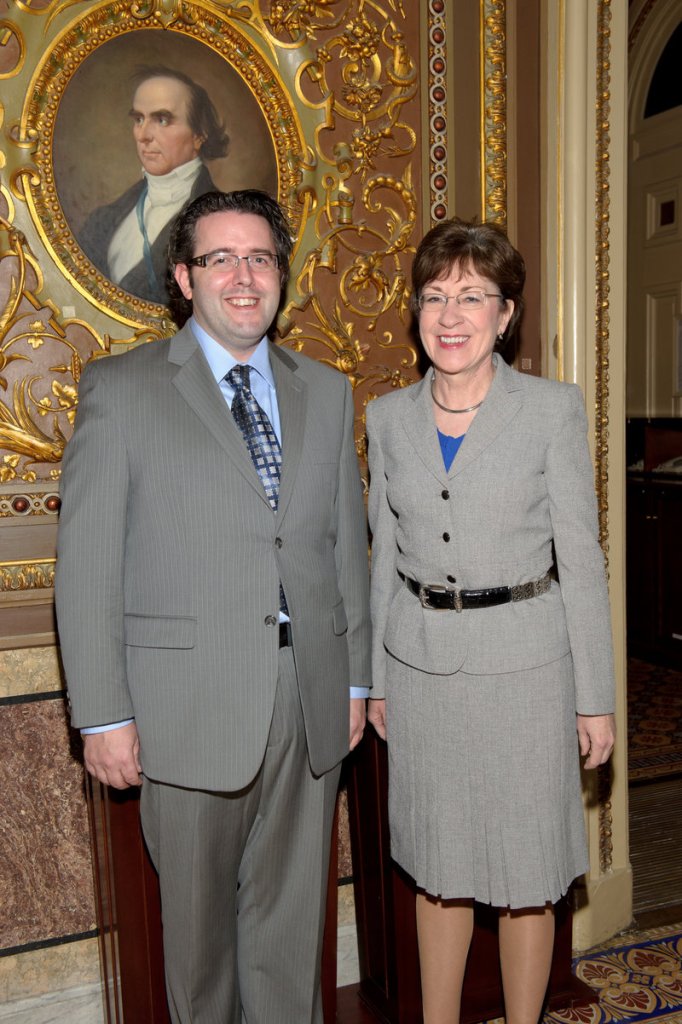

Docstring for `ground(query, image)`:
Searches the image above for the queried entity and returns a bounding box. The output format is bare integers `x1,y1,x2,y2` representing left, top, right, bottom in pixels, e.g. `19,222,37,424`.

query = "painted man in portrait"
79,65,229,304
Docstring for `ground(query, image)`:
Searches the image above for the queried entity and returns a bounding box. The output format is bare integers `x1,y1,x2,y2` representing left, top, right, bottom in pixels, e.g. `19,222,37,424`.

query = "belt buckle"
418,583,462,612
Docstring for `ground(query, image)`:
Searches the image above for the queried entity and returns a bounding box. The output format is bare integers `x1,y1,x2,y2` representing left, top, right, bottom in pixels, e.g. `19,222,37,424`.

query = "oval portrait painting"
53,30,279,308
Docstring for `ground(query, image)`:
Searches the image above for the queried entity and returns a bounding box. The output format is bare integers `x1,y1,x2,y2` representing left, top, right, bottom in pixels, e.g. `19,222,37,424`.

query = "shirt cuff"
349,686,370,700
81,719,135,734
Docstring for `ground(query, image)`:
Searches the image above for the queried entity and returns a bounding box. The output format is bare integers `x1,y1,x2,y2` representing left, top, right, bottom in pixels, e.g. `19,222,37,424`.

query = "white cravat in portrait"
107,156,203,284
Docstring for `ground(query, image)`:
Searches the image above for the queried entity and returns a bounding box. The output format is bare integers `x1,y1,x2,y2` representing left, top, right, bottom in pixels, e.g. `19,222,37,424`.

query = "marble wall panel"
0,648,63,700
0,697,95,951
0,938,100,1004
337,788,352,880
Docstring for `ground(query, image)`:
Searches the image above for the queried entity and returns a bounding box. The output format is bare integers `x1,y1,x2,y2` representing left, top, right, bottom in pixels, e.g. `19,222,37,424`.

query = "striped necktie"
226,364,282,509
226,364,287,613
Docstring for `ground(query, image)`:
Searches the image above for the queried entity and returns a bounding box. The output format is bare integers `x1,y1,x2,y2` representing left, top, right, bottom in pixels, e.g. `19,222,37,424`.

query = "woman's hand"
577,713,615,769
368,698,387,740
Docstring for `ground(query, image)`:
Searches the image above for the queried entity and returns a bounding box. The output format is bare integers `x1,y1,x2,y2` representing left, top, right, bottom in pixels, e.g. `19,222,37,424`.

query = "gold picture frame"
21,3,309,328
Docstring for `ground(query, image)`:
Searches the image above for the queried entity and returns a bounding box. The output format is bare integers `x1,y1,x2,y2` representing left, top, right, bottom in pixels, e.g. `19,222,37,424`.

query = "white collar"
144,157,203,205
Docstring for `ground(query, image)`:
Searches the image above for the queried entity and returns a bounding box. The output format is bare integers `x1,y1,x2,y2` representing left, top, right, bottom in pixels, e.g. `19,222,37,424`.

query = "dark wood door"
627,476,682,667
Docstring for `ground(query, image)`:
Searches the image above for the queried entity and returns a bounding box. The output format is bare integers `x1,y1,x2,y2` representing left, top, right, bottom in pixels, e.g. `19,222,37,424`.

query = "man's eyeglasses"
417,289,504,312
186,251,280,272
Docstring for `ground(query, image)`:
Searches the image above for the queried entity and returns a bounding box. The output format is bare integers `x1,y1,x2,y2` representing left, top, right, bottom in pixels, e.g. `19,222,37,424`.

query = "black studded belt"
404,571,551,612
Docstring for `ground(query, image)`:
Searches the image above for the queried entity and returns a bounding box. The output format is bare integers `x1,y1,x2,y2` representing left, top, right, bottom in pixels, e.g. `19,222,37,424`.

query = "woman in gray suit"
366,219,616,1024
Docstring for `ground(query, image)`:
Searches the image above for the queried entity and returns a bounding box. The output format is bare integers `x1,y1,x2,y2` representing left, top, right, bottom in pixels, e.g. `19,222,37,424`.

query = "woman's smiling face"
418,262,514,381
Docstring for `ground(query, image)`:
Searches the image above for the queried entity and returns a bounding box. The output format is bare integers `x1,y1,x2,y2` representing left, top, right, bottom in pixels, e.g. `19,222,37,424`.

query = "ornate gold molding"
594,0,611,565
0,491,60,517
427,0,449,224
0,558,55,592
595,0,613,876
0,210,103,481
481,0,507,226
628,0,657,50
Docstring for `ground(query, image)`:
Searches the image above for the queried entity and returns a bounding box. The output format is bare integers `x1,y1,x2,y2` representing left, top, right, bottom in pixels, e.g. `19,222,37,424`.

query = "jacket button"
441,489,449,500
275,537,283,548
264,615,277,627
442,532,450,542
447,575,456,584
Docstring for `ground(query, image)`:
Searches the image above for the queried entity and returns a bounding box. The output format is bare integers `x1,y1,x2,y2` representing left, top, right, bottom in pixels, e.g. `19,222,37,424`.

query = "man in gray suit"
56,189,371,1023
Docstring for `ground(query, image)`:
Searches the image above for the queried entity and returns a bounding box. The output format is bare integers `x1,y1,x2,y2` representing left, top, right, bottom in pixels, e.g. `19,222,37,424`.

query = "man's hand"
83,722,142,789
368,698,386,740
577,713,615,769
349,697,366,751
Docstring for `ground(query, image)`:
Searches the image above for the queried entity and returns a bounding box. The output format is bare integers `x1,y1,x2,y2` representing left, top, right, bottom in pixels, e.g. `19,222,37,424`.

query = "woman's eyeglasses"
417,289,504,312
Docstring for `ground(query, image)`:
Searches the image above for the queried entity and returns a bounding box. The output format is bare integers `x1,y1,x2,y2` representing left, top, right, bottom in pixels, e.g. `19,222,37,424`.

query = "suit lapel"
401,375,450,486
269,344,306,521
448,354,523,478
168,325,270,504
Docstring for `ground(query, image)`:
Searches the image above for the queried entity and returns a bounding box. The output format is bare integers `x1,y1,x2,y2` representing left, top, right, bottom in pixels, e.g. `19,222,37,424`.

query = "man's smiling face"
173,211,283,360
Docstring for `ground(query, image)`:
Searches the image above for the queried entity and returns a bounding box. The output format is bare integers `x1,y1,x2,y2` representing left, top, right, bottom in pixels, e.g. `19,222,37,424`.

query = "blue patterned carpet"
543,926,682,1023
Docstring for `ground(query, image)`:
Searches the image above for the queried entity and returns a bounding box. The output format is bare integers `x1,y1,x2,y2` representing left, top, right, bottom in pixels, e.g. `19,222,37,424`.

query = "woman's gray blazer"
366,354,616,715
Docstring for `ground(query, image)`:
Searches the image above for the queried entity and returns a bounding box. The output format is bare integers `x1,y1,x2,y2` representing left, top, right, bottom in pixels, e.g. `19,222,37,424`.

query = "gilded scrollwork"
0,209,102,482
129,0,198,28
275,1,420,411
266,0,345,42
0,0,422,605
0,558,55,592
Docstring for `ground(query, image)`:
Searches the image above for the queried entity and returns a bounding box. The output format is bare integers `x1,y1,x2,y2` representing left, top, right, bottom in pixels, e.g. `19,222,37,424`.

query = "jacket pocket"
124,614,197,649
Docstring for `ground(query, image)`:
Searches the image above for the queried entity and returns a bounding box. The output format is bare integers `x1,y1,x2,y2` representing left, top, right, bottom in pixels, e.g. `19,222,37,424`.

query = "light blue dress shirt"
83,318,367,732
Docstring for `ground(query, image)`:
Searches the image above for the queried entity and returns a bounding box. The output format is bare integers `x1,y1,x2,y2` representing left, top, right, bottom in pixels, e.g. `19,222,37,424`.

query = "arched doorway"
627,0,682,925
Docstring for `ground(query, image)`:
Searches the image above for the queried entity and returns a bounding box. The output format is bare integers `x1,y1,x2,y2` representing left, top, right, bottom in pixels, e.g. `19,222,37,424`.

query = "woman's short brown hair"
411,218,526,341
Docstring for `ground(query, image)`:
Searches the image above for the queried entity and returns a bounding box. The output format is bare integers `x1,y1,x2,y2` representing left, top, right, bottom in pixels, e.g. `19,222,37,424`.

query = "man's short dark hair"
167,190,294,325
132,66,229,161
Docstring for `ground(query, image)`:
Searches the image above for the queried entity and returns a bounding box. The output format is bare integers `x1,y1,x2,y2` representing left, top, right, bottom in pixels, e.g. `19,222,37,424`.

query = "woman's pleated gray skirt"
385,650,588,910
